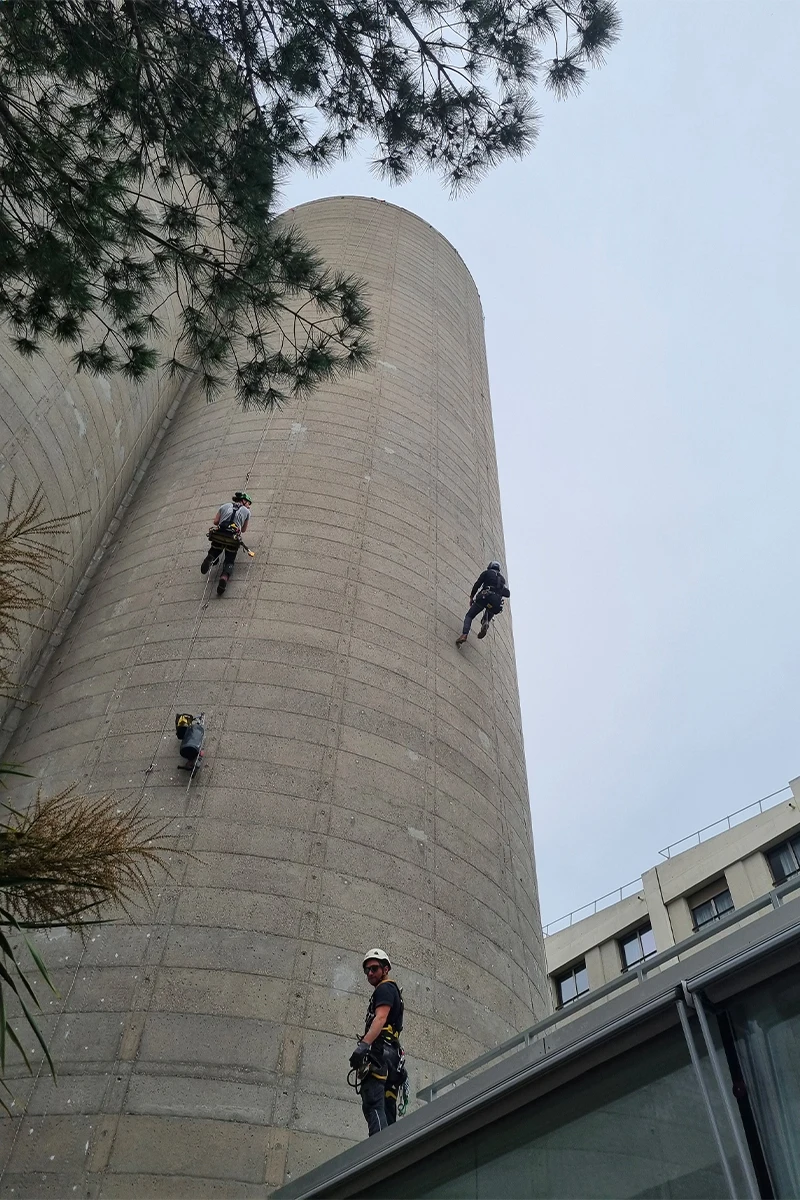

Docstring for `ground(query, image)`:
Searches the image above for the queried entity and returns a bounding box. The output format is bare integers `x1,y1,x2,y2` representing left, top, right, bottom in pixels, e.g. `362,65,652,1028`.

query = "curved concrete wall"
0,301,185,734
1,197,546,1194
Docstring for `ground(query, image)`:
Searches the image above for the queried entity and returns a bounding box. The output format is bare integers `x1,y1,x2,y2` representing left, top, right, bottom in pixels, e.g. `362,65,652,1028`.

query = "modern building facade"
545,779,800,1011
0,197,547,1194
274,857,800,1200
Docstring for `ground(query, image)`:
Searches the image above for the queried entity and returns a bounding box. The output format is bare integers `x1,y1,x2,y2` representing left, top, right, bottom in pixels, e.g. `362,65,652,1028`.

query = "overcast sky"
281,1,800,926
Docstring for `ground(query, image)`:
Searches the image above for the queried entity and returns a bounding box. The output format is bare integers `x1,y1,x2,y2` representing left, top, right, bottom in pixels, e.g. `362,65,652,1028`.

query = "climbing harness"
479,588,505,616
346,1038,409,1116
206,527,255,557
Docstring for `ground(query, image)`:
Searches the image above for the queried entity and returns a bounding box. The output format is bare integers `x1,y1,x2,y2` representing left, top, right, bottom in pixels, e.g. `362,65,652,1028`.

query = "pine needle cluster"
0,0,618,406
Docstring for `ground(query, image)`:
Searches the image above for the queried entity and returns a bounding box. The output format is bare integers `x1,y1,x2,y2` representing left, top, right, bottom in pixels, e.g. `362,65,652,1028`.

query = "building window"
555,961,589,1007
766,833,800,885
691,887,734,930
619,923,657,971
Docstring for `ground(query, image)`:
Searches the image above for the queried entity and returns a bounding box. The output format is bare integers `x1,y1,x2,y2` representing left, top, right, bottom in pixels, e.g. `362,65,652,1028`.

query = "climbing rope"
136,398,279,793
138,570,214,796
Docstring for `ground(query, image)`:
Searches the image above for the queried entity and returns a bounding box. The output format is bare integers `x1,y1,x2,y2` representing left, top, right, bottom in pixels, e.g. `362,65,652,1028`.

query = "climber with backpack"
456,560,511,646
200,491,252,595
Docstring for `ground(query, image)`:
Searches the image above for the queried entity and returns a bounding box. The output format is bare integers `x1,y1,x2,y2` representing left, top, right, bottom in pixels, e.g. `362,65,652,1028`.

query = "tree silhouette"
0,0,619,408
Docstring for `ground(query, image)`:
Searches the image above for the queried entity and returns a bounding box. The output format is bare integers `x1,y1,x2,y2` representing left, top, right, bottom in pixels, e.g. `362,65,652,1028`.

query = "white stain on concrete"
406,749,420,762
64,390,87,438
332,963,357,993
377,360,397,372
407,826,427,842
479,731,491,751
384,446,395,455
288,421,308,450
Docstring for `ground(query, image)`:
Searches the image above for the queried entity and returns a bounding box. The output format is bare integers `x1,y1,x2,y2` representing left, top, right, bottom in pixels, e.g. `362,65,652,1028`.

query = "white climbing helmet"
362,947,391,971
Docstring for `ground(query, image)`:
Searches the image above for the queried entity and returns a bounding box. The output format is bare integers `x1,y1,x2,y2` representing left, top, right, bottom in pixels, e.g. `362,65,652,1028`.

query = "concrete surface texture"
0,196,546,1195
0,292,185,738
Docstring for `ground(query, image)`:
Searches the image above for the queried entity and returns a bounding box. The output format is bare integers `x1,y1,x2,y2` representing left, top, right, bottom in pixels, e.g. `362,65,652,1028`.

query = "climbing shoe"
217,574,228,596
200,554,214,575
477,623,489,639
455,634,467,646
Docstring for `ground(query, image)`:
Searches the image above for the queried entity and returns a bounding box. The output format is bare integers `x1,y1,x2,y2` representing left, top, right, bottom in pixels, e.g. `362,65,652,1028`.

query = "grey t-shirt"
217,502,249,532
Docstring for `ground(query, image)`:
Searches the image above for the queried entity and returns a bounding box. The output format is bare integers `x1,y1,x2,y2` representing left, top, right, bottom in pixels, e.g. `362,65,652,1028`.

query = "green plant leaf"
0,762,32,787
0,978,6,1070
15,990,56,1079
4,1019,32,1073
19,931,57,996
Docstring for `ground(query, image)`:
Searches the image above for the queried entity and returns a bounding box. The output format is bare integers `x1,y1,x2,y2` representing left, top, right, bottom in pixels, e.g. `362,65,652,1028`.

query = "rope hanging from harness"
345,1039,409,1111
397,1047,410,1116
346,1045,384,1096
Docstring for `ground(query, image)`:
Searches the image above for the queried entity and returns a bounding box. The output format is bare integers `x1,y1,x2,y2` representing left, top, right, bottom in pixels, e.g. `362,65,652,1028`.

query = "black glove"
349,1040,370,1069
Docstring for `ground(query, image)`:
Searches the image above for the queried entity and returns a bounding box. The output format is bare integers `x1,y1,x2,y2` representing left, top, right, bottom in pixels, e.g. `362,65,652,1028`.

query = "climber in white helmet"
349,948,406,1135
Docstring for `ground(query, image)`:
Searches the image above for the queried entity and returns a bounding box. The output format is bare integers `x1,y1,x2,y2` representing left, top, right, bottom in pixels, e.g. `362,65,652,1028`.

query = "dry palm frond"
0,480,84,697
0,488,171,1097
0,786,171,928
0,786,173,1106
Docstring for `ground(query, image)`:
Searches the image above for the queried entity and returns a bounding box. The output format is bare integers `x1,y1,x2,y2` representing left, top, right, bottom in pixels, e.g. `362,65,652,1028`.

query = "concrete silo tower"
1,197,547,1194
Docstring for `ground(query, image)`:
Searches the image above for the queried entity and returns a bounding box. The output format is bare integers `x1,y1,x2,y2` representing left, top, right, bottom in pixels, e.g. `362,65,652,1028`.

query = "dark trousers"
205,544,238,576
462,593,498,636
361,1045,399,1136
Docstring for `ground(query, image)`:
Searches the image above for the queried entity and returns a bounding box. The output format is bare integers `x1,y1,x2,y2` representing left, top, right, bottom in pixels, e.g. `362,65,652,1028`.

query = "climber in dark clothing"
200,491,251,595
350,948,405,1136
456,561,510,645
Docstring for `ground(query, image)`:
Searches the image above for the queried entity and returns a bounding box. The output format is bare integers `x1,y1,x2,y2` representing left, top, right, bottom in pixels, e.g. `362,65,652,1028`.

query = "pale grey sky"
281,1,800,924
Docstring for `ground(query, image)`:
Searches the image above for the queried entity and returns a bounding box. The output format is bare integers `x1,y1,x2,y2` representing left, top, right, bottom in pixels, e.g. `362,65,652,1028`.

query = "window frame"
618,922,657,972
554,959,590,1008
765,832,800,885
690,886,734,931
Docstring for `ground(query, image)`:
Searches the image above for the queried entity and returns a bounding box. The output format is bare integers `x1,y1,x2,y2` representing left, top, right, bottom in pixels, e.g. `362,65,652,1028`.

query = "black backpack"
480,569,509,613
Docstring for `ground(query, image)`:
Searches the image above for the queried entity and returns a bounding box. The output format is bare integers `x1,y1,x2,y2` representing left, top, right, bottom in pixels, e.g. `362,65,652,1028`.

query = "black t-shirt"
364,978,403,1041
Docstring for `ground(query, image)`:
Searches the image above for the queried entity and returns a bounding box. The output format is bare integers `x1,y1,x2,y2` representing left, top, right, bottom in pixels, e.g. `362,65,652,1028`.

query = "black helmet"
488,560,501,571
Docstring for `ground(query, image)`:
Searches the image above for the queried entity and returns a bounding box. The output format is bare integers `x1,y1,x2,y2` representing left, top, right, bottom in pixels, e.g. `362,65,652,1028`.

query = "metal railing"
543,877,644,937
658,785,793,859
542,784,796,936
418,872,800,1103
